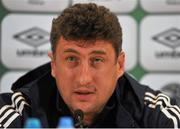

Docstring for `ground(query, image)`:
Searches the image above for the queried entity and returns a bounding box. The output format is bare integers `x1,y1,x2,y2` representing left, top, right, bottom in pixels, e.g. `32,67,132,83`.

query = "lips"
75,91,92,95
74,88,95,94
73,88,95,101
75,90,94,94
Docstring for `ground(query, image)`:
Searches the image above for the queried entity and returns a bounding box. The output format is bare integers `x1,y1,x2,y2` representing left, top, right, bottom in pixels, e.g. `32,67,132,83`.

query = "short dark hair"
50,3,122,57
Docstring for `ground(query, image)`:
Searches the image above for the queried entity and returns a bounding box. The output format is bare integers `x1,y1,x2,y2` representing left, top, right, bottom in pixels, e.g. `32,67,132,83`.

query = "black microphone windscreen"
74,109,84,120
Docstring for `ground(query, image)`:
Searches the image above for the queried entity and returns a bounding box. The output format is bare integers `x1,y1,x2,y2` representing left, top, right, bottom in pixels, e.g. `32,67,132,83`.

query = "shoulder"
143,86,180,128
119,73,180,128
0,92,30,128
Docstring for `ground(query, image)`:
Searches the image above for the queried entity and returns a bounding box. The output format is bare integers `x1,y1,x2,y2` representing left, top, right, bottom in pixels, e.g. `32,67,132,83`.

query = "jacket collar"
122,73,145,108
115,73,141,127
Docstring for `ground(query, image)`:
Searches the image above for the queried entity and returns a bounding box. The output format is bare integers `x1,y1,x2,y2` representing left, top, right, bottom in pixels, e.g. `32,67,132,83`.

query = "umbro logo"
152,28,180,58
13,27,50,57
1,14,51,69
14,27,49,48
153,28,180,50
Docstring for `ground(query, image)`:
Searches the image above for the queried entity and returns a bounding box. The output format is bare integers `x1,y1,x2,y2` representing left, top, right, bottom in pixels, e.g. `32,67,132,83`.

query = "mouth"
74,89,95,101
75,91,94,95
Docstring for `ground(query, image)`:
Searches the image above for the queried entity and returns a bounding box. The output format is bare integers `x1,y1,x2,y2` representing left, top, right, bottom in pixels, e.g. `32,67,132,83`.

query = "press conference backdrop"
0,0,180,104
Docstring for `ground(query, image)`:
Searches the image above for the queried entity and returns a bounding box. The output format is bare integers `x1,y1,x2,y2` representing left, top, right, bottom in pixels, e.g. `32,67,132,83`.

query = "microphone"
74,109,86,128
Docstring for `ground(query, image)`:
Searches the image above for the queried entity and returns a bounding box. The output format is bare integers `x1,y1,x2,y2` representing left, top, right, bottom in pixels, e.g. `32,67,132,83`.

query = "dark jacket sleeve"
0,92,30,128
143,88,180,128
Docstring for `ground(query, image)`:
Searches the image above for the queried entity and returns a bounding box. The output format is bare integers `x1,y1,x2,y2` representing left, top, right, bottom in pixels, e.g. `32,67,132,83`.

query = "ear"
48,51,56,78
116,51,125,78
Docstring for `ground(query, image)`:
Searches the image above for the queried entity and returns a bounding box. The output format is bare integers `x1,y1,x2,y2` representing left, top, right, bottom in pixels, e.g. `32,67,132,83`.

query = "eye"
93,58,104,63
91,57,104,66
65,56,79,68
66,56,78,62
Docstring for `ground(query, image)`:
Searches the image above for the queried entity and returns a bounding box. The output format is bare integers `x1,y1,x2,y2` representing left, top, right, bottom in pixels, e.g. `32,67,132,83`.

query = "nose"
77,62,93,86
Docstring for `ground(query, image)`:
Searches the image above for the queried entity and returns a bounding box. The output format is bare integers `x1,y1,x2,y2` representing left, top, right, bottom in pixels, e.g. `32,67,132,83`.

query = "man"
0,3,179,128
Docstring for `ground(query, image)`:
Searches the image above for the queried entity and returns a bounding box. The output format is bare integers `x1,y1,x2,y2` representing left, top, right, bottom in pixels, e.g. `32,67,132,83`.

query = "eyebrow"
90,50,106,55
63,48,106,55
63,48,80,55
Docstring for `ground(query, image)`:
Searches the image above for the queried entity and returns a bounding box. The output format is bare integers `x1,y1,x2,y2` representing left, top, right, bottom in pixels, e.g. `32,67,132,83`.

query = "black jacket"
0,63,179,128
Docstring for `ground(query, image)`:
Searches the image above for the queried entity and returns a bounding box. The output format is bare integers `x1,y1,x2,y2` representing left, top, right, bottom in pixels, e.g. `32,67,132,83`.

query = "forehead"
56,37,115,54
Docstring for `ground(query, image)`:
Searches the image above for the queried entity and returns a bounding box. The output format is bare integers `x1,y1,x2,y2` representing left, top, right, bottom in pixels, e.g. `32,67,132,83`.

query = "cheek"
96,65,119,83
54,61,75,79
95,69,118,95
55,69,75,105
54,65,75,92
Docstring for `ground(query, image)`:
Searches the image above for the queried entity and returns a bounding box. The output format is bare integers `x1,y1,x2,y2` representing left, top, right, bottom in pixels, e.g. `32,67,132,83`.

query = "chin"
72,103,95,114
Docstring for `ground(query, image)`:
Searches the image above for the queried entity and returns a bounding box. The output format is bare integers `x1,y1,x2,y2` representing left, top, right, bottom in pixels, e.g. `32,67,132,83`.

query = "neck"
83,112,97,126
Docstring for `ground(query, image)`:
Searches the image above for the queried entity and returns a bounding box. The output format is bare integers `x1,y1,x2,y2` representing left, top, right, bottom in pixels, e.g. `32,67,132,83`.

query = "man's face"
49,37,125,117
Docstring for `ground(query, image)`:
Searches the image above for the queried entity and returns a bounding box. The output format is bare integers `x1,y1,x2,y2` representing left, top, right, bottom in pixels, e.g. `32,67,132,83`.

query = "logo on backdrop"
14,27,49,57
152,28,180,58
